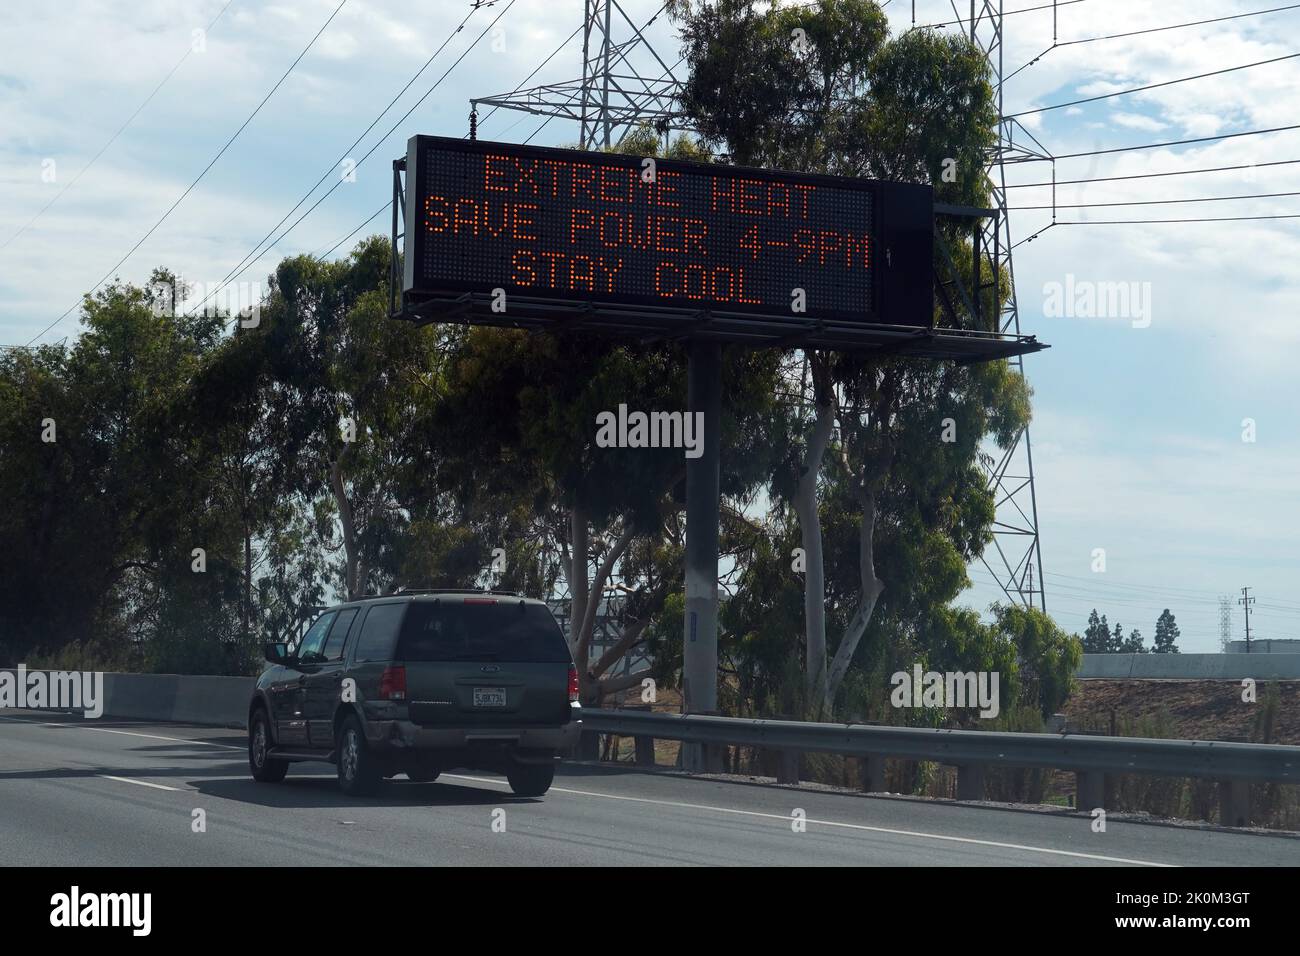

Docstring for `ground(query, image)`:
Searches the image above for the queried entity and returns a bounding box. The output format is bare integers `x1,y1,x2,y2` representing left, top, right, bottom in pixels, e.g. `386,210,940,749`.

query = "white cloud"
1110,112,1166,132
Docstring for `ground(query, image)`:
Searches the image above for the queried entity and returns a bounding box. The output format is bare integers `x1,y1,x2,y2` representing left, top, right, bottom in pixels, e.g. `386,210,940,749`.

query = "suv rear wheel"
337,715,381,796
506,761,555,797
249,708,288,783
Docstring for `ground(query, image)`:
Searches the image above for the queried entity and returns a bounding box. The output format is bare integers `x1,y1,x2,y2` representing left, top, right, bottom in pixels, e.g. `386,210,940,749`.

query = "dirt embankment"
1062,679,1300,745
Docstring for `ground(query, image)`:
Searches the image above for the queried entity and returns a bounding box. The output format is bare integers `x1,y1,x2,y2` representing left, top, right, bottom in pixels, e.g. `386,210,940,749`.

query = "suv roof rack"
390,587,526,598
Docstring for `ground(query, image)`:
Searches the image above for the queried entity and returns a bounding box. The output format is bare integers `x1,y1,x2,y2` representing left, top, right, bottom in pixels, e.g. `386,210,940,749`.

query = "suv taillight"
380,665,407,701
568,664,580,703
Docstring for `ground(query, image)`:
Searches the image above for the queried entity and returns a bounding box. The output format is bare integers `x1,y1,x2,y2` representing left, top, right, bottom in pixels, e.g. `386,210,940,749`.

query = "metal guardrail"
579,710,1300,784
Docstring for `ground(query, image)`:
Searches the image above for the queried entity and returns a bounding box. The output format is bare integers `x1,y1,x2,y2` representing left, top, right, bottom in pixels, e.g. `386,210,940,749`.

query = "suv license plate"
473,687,507,707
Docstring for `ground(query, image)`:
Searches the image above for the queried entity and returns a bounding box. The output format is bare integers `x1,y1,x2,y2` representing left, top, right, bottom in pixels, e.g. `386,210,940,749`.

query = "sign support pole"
681,339,723,772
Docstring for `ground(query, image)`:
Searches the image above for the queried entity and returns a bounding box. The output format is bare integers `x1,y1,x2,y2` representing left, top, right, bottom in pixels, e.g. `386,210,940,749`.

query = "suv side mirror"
263,642,290,663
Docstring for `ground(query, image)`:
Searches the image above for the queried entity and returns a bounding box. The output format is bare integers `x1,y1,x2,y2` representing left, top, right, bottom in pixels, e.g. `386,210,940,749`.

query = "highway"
0,711,1294,866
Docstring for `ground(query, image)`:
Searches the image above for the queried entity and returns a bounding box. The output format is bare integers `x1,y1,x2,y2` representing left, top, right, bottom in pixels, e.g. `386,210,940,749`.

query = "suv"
247,590,581,797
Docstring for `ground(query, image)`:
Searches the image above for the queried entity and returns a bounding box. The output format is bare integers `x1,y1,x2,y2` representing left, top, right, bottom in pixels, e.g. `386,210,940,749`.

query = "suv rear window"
397,601,571,663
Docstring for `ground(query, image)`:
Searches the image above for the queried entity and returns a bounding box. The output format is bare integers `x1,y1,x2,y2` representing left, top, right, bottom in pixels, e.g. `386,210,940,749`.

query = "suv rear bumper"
364,704,582,754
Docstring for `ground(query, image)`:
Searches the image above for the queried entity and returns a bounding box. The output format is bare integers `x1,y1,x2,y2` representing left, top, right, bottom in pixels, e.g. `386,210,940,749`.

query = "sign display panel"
402,136,935,331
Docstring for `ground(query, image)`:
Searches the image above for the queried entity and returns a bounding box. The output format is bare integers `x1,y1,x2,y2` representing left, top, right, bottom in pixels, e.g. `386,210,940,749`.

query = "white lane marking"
0,714,244,751
442,773,1175,867
76,727,245,751
99,775,183,792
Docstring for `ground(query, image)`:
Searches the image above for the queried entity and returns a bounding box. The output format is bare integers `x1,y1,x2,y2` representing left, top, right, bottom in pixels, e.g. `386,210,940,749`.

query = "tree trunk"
243,526,253,643
570,513,636,707
576,517,635,662
793,368,835,713
823,482,885,716
569,502,589,671
329,445,361,600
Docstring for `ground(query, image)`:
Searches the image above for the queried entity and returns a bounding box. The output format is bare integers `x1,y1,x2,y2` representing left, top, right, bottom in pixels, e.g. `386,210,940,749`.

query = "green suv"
247,590,581,797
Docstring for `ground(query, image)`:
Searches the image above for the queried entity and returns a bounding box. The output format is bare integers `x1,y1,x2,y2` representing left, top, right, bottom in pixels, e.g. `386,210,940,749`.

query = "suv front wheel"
249,708,288,783
337,715,381,796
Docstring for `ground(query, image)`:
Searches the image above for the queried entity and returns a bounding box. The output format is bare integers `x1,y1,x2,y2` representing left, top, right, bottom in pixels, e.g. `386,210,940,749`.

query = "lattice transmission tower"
1219,595,1234,651
471,0,687,149
967,0,1050,613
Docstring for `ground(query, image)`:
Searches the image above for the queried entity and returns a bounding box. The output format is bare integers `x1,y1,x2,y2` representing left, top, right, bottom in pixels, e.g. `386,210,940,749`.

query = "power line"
1057,3,1300,48
1,0,238,251
1043,570,1254,599
1005,3,1300,82
914,0,1089,30
1033,569,1300,610
967,574,1227,613
1004,158,1300,188
316,200,392,260
189,0,518,321
523,114,558,146
311,19,584,255
1028,125,1300,164
1000,580,1223,610
26,0,350,346
1053,213,1300,224
1055,582,1300,613
1012,584,1300,624
963,575,1233,638
316,5,636,264
189,3,483,319
521,48,686,147
1011,189,1300,210
1007,52,1300,118
965,570,1292,631
469,23,584,135
308,0,674,271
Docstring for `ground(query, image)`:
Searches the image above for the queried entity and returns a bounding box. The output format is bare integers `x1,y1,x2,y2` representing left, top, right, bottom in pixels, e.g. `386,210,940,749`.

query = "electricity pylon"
471,0,686,149
968,0,1050,613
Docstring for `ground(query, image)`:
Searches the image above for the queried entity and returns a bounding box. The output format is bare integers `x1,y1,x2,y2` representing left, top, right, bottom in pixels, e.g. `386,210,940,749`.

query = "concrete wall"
1228,639,1300,654
1078,654,1300,680
0,668,255,727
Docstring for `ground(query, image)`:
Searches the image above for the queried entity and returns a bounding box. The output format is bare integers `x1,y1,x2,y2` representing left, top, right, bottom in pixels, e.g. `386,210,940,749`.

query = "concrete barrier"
1078,653,1300,680
167,674,256,726
0,669,255,727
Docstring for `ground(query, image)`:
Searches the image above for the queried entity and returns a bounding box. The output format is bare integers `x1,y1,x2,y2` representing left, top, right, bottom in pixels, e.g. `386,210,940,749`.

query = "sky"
1,0,1298,651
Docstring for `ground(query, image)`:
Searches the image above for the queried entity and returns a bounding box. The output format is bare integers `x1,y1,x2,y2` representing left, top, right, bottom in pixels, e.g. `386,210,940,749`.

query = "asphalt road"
0,711,1294,866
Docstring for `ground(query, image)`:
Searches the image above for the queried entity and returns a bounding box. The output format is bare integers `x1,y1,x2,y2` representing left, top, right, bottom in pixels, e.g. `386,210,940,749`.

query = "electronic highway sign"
398,135,941,348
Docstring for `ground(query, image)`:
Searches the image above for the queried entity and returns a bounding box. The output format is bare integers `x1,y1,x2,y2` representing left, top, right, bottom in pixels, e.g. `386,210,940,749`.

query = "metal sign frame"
389,136,1044,362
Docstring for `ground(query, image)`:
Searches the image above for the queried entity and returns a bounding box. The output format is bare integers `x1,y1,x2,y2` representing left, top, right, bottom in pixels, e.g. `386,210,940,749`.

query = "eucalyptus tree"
254,237,446,601
675,0,1031,715
0,272,236,667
